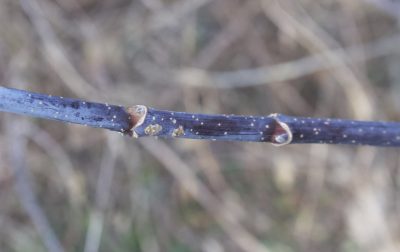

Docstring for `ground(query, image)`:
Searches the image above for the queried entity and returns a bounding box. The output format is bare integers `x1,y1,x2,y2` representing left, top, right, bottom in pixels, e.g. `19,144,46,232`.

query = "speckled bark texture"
275,114,400,146
130,106,282,143
2,86,400,147
0,86,132,133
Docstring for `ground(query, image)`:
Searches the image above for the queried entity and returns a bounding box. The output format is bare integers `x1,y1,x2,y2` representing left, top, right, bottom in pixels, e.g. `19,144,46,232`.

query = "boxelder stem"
0,86,132,133
1,86,400,147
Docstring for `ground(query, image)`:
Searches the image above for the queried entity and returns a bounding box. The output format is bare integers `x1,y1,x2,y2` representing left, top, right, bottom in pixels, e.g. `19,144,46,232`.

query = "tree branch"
1,86,400,147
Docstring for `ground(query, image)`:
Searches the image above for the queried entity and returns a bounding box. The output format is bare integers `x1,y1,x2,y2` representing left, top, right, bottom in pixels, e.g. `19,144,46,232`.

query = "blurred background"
1,0,400,251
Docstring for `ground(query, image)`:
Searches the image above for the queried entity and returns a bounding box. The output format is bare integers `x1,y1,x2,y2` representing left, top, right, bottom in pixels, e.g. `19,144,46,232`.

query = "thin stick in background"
5,118,64,252
139,138,271,252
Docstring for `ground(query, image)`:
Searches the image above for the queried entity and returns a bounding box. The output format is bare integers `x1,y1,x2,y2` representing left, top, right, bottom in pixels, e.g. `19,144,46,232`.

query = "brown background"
1,0,400,251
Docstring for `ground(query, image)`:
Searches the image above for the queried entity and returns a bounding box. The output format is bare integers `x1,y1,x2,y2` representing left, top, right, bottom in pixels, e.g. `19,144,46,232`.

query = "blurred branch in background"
364,0,400,20
262,0,373,119
175,33,400,89
139,138,271,252
1,0,400,251
5,118,64,252
84,134,120,252
19,0,97,96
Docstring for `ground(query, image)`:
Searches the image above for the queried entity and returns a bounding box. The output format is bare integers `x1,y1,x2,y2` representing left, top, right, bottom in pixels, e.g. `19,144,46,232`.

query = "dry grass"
1,0,400,251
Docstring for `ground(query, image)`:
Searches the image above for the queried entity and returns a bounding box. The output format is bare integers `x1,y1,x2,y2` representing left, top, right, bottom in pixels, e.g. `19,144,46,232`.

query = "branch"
0,86,132,133
1,86,400,147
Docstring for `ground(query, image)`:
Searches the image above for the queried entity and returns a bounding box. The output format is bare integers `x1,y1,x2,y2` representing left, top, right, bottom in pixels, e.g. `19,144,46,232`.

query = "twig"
363,0,400,19
262,0,373,119
28,125,85,207
19,0,97,96
0,86,132,133
84,134,120,252
1,86,400,147
139,138,271,252
5,117,64,252
174,33,400,89
148,0,211,32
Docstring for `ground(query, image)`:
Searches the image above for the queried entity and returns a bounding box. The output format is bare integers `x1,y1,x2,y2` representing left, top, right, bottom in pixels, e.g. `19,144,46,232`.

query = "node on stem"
127,105,147,138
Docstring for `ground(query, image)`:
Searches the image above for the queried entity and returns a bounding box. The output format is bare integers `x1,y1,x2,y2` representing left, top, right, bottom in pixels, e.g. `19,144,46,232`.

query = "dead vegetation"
1,0,400,251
